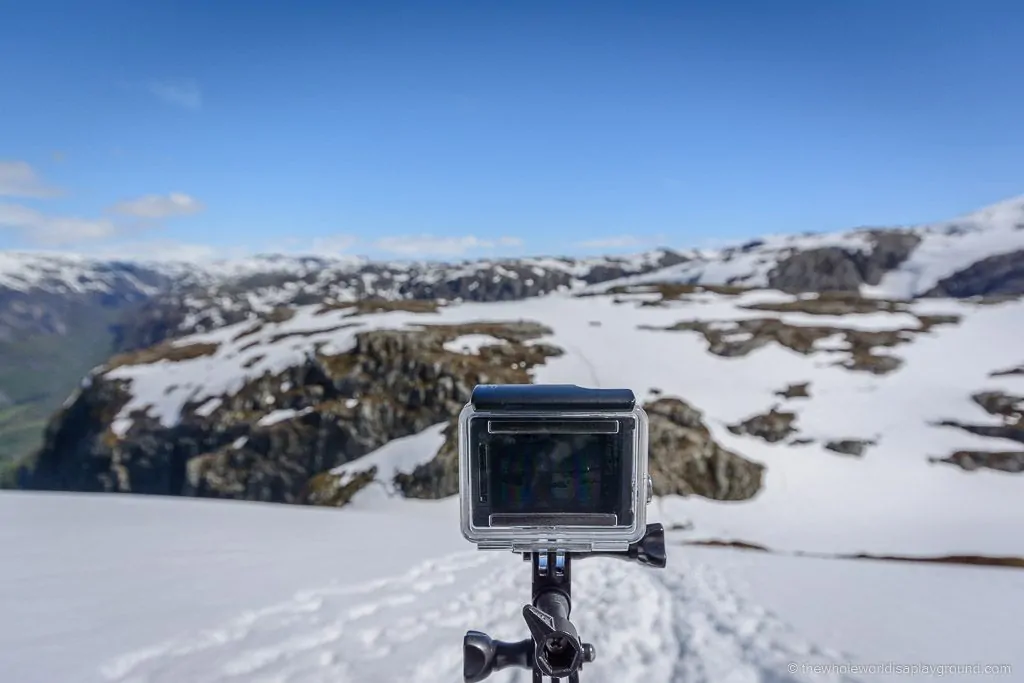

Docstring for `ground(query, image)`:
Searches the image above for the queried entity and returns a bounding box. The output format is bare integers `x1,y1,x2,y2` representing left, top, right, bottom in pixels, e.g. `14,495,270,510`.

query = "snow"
329,422,449,500
95,286,1024,561
256,407,313,427
194,397,221,417
873,196,1024,298
442,333,507,354
106,309,370,434
1,492,1020,683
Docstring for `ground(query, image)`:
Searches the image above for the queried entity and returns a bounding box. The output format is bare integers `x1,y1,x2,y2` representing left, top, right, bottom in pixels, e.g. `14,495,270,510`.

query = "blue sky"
1,0,1023,261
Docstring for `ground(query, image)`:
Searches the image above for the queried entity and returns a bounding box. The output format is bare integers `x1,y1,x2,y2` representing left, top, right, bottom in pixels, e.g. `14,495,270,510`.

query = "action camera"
458,384,651,553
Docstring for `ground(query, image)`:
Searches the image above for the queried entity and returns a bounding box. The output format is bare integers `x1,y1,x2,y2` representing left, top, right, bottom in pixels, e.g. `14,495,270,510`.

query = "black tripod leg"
569,674,580,683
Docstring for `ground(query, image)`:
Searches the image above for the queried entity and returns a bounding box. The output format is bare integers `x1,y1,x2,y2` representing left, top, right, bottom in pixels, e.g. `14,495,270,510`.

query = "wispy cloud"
80,239,243,262
0,161,62,198
111,192,204,220
371,234,523,257
0,203,116,246
1,189,205,248
146,79,203,110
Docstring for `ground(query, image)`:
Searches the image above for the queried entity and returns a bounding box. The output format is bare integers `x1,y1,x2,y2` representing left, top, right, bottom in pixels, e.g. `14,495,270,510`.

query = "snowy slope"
590,196,1024,299
872,196,1024,297
82,285,1024,559
1,492,1020,683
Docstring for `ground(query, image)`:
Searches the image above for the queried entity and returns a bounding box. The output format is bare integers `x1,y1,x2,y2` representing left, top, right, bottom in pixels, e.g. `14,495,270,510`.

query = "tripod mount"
462,522,667,683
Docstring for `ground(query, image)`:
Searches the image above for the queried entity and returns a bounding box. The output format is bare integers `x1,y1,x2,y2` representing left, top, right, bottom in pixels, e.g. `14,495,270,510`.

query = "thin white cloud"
111,193,204,220
0,202,116,245
147,80,202,110
80,239,241,262
372,234,524,257
0,161,62,198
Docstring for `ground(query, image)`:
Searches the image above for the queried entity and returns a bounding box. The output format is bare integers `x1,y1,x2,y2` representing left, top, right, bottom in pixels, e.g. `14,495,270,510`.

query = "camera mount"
462,522,667,683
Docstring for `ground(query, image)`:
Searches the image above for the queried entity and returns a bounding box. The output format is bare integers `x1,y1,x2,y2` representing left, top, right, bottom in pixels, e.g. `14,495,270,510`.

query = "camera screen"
483,432,620,516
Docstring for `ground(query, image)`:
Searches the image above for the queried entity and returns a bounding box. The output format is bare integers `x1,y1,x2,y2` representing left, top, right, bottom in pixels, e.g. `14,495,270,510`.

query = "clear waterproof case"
458,384,650,553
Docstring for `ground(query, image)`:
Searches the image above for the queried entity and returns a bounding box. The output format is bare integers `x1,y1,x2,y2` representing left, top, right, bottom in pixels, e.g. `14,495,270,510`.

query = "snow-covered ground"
1,491,1020,683
101,287,1024,558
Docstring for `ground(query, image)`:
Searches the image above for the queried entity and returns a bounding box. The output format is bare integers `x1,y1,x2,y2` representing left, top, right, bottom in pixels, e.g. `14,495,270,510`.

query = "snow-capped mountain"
2,194,1022,349
592,195,1024,299
4,195,1023,301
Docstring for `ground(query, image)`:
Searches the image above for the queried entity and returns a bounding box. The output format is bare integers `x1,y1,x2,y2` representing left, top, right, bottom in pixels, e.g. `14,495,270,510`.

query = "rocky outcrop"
924,249,1024,297
932,391,1023,473
641,304,960,377
396,396,765,503
990,364,1024,378
393,421,459,499
824,439,875,457
775,382,810,399
728,409,798,443
765,231,921,293
930,451,1024,474
936,391,1023,447
23,321,562,503
644,398,763,500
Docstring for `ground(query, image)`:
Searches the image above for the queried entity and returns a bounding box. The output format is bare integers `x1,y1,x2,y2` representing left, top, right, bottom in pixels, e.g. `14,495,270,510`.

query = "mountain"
2,195,1023,473
0,250,685,466
601,195,1024,298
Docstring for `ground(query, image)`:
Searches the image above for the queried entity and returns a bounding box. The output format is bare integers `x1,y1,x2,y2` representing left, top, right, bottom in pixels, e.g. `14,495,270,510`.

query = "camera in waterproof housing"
458,383,651,553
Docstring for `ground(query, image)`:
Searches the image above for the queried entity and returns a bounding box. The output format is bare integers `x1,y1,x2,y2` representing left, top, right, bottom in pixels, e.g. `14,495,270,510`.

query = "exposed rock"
303,467,379,507
642,312,959,376
393,421,459,499
766,231,921,293
598,282,749,306
930,451,1024,474
990,364,1024,378
972,391,1024,422
742,291,908,316
932,391,1024,472
106,341,220,370
935,391,1023,447
23,321,563,503
644,397,764,500
924,249,1024,297
775,382,810,399
824,439,875,457
857,230,925,284
728,409,798,443
788,438,815,446
767,248,871,293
